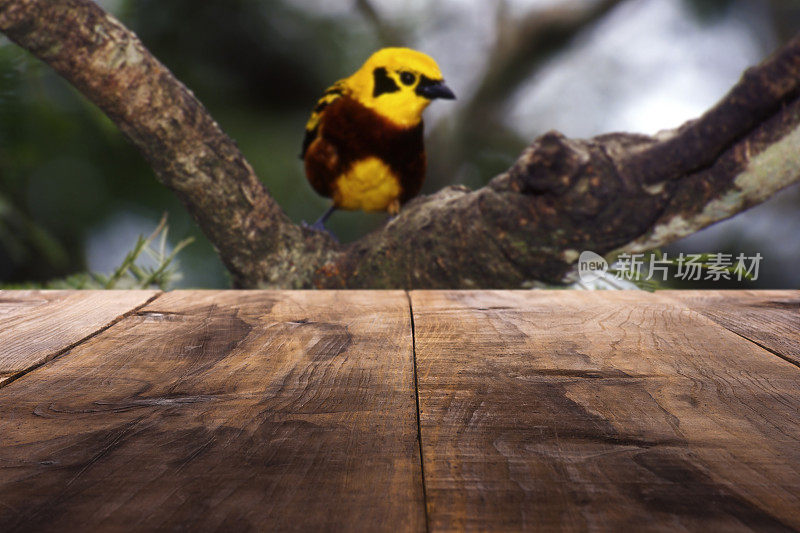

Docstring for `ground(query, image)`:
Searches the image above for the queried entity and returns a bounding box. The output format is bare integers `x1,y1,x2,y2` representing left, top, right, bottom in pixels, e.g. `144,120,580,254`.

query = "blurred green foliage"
0,41,173,283
2,215,192,290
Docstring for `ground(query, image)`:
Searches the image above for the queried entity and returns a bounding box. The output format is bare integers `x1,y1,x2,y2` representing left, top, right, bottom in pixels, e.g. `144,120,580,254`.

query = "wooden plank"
663,290,800,366
0,290,424,532
411,290,800,532
0,290,159,386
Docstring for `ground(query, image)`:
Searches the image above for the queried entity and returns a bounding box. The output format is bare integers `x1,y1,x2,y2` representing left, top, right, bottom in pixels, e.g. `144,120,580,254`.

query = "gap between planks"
408,290,800,531
677,313,800,371
0,290,425,532
1,290,797,531
406,290,431,533
661,290,800,371
728,336,800,370
0,292,163,390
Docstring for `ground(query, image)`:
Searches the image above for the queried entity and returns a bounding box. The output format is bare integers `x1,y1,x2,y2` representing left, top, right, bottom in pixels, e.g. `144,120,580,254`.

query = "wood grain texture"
664,290,800,366
0,290,424,532
410,290,800,532
0,290,158,386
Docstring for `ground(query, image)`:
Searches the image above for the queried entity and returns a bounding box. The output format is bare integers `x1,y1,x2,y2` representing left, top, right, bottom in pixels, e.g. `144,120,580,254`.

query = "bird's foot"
302,219,326,232
387,199,401,217
301,220,339,243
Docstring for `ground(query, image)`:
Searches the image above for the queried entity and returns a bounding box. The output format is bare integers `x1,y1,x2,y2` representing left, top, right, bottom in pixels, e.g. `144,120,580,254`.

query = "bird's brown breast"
304,96,426,207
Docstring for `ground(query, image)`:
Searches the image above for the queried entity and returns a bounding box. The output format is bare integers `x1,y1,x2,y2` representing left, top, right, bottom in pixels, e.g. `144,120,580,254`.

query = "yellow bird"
301,47,455,231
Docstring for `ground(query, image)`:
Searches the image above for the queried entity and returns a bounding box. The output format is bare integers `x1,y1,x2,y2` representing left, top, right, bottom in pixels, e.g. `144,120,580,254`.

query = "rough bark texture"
2,0,799,288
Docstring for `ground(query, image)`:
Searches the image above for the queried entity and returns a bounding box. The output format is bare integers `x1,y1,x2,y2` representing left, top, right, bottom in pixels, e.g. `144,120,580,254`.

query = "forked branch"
2,0,798,288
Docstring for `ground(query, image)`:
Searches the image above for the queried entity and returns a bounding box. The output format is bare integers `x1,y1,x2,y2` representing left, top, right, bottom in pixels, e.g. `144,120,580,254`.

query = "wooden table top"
0,290,798,532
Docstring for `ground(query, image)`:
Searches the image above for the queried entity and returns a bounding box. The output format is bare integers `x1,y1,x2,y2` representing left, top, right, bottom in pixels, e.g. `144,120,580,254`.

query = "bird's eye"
399,71,416,86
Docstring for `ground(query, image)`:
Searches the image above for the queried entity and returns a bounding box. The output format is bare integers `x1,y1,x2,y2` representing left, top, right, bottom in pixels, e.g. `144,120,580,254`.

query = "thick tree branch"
2,0,799,288
0,0,333,287
314,33,800,288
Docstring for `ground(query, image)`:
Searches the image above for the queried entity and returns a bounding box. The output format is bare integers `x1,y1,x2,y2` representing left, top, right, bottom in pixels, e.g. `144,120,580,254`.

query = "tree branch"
0,0,334,288
2,0,799,288
313,33,800,288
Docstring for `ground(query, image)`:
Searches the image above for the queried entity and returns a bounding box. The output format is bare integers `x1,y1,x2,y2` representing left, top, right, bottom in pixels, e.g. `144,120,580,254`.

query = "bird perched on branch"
301,47,455,232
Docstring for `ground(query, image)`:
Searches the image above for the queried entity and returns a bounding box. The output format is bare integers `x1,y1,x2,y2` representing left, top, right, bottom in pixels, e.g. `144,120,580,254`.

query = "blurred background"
0,0,798,288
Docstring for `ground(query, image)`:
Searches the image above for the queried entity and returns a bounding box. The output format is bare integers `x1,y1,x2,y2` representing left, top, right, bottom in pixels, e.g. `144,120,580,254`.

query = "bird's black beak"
416,78,456,100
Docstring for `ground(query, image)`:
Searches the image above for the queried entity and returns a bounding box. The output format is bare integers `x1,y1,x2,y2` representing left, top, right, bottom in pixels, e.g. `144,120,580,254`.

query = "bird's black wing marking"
300,125,319,159
300,83,344,159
